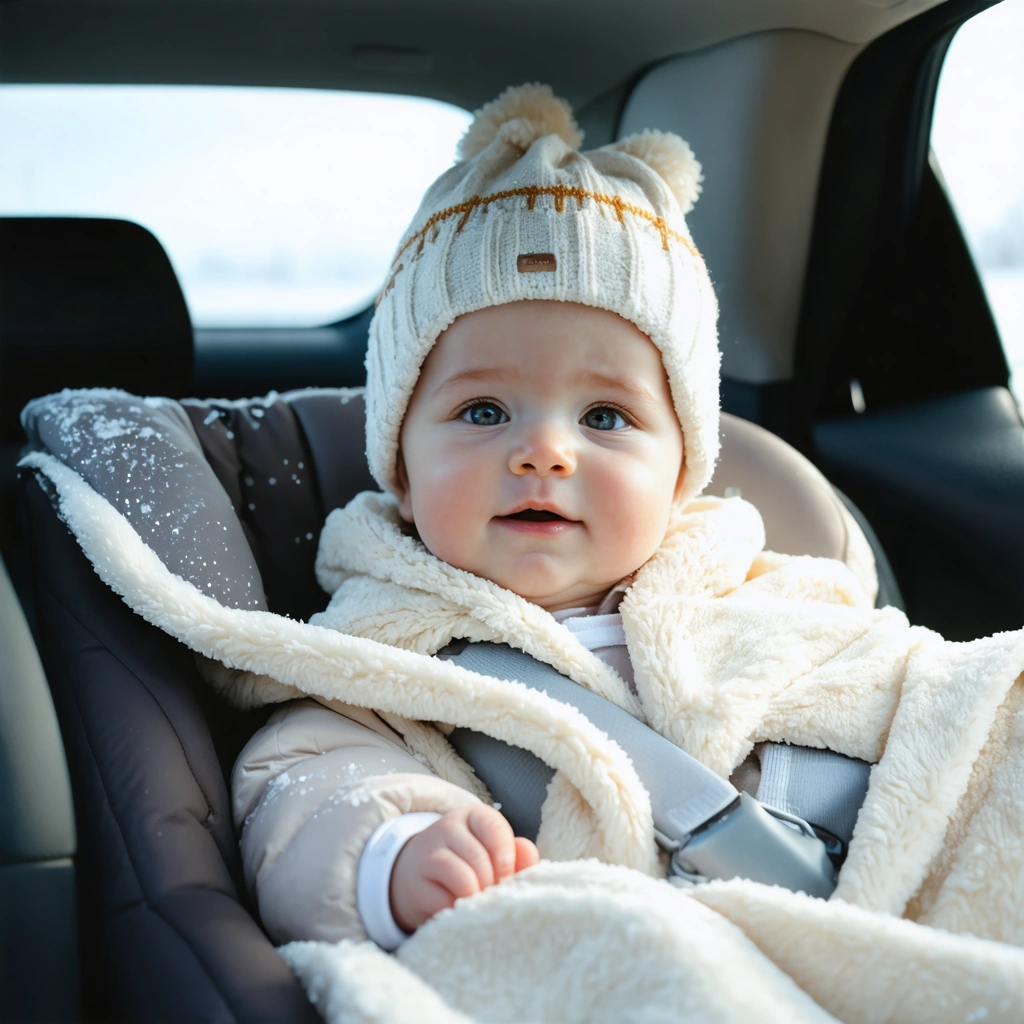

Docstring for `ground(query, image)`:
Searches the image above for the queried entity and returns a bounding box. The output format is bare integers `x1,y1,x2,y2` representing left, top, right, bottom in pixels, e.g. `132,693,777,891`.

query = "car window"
0,86,471,327
931,0,1024,401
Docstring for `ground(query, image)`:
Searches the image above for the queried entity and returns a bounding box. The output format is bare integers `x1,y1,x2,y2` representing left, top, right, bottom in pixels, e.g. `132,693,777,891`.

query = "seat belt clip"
663,793,838,899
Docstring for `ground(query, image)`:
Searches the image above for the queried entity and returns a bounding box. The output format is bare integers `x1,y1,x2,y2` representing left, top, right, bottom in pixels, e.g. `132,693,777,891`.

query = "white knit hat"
366,83,720,505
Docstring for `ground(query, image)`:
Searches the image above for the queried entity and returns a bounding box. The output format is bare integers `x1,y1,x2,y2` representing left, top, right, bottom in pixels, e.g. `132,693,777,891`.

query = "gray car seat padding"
179,387,374,621
20,474,319,1024
21,386,380,618
22,389,267,612
22,386,375,613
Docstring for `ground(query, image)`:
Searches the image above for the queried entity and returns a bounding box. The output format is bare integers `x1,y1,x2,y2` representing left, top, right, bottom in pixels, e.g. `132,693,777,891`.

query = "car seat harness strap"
441,642,858,899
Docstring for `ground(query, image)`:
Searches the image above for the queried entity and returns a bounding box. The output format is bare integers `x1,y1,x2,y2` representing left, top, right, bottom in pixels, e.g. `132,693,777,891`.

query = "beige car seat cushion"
710,413,877,602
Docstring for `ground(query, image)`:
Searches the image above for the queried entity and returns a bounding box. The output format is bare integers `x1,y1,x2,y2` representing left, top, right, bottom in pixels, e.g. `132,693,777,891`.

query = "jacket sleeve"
232,698,480,944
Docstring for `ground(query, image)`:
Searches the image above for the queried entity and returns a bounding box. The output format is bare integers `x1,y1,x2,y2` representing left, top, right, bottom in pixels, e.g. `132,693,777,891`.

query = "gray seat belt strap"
757,743,871,845
445,726,555,842
443,642,736,836
442,643,838,898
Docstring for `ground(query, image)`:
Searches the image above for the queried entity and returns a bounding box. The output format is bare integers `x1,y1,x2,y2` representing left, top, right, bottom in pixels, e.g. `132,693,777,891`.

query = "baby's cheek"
410,463,492,567
589,465,675,563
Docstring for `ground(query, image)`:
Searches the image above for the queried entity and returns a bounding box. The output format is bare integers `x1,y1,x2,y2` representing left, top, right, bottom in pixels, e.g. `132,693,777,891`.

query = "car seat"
9,218,901,1023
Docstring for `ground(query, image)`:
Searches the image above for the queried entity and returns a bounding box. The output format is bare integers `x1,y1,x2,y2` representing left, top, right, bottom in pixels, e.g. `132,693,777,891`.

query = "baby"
388,297,686,930
233,82,731,948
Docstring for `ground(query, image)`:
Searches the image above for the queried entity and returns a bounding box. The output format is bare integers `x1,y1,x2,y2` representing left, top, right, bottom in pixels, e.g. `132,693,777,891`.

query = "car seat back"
20,383,896,1024
19,382,898,1022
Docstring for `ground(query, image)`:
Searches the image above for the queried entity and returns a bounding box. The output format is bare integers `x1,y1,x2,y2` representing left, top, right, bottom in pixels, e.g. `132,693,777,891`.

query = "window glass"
0,86,472,327
932,0,1024,400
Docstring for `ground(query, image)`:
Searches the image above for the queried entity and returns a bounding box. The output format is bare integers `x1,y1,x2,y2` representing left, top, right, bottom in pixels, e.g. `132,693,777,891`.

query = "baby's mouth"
495,507,580,533
504,509,568,522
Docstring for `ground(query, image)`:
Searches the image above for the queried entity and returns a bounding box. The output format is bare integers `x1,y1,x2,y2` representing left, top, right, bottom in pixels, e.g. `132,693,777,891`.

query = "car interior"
1,0,1022,1020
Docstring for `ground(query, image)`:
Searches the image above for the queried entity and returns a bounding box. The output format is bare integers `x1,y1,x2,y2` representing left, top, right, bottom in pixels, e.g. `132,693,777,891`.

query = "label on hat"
517,253,557,273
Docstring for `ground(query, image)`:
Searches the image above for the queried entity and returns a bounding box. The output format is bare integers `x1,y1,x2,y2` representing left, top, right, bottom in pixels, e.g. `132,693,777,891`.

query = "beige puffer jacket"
232,698,479,944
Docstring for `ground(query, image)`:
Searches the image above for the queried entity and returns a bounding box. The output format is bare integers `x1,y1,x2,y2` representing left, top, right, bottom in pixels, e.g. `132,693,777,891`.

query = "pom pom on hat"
613,129,703,215
458,82,584,161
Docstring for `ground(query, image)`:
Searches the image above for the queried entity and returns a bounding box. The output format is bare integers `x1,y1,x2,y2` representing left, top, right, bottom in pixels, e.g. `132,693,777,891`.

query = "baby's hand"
390,804,539,933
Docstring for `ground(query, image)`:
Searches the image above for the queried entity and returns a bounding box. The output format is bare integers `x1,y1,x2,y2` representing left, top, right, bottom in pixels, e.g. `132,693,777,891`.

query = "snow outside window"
0,86,472,327
931,0,1024,401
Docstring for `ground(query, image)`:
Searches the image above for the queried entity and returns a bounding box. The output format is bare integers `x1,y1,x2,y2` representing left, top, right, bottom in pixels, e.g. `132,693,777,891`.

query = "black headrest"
0,218,193,443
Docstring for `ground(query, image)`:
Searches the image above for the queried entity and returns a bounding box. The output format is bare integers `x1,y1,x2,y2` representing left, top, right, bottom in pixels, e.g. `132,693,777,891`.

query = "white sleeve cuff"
356,812,442,951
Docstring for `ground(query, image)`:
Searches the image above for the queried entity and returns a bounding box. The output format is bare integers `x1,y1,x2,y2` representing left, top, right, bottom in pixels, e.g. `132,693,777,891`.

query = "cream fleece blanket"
23,452,1024,1023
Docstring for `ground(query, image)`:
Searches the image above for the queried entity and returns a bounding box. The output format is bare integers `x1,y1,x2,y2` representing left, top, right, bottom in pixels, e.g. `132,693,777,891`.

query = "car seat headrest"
22,389,266,611
0,218,193,444
22,386,376,622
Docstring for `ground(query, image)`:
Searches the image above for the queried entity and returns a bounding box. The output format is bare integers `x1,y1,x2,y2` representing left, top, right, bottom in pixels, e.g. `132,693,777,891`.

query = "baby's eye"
461,401,509,426
581,406,627,431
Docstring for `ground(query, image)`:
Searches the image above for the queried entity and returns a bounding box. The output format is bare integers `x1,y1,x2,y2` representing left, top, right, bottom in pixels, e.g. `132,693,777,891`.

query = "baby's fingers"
514,836,539,872
423,846,484,900
411,877,461,924
465,805,518,881
442,823,498,890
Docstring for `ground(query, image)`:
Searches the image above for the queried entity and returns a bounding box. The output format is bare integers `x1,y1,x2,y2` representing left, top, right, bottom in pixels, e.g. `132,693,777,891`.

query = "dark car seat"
0,551,77,1024
9,218,901,1023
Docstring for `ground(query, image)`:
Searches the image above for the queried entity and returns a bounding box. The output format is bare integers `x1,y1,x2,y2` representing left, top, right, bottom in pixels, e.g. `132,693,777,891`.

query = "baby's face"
396,300,684,611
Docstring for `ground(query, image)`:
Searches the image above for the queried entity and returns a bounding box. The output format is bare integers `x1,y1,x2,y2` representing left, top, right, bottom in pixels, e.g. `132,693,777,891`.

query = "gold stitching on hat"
376,263,404,307
377,184,698,304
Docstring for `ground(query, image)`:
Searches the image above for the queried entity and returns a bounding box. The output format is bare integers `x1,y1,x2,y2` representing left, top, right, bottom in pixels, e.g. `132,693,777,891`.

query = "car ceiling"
2,0,952,109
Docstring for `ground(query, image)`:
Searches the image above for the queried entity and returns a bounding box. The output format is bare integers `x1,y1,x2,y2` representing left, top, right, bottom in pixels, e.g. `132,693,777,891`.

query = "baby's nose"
509,425,577,477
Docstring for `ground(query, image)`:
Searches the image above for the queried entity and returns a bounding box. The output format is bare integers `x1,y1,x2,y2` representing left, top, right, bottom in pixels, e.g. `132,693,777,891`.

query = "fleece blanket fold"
23,450,1024,1024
